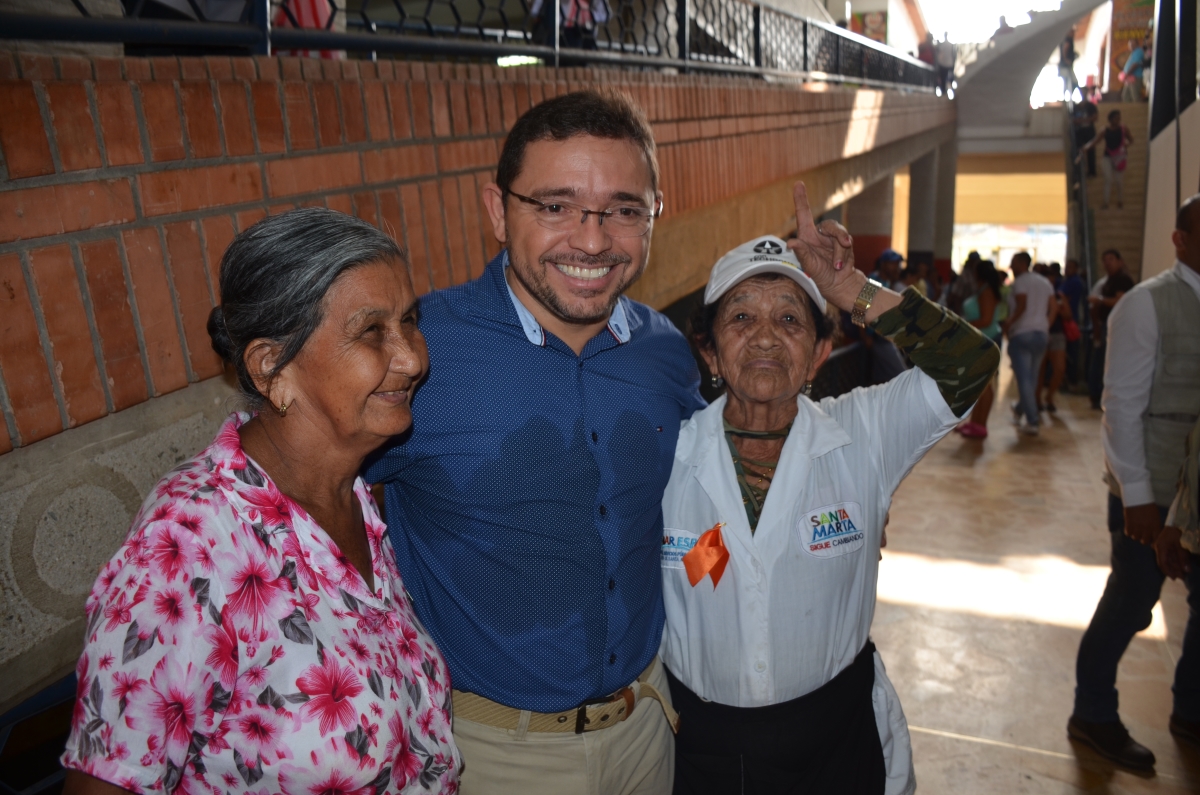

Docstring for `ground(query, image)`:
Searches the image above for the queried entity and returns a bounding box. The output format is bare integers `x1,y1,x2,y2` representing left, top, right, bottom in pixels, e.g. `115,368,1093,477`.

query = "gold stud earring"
277,400,289,417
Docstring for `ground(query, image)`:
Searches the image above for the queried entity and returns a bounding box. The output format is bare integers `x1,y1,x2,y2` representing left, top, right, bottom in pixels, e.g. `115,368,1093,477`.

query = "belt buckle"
574,690,630,734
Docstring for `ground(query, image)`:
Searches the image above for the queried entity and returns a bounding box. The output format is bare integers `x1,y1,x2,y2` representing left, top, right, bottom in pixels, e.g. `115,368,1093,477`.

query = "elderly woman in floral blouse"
61,209,460,795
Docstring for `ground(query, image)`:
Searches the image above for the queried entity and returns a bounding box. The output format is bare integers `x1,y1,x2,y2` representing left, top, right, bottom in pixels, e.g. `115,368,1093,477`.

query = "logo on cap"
753,240,784,255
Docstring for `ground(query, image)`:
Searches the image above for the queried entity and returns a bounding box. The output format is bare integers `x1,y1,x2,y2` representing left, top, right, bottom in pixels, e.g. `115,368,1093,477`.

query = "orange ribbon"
682,522,729,588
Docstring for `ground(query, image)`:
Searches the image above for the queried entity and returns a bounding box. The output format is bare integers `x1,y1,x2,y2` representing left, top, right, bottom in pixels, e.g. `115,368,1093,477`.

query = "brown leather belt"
452,657,680,735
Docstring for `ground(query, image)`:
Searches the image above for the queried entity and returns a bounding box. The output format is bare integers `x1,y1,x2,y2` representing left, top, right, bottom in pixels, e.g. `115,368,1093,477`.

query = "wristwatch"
851,279,882,328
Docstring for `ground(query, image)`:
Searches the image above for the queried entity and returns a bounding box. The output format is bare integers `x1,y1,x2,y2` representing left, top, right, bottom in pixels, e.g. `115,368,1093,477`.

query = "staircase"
1082,102,1149,281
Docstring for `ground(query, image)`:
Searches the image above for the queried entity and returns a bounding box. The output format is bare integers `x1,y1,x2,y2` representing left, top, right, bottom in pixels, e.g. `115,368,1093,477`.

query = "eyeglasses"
505,189,662,238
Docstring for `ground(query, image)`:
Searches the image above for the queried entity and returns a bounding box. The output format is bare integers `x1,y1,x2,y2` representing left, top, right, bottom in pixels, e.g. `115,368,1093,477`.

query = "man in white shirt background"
1001,252,1056,435
1069,194,1200,772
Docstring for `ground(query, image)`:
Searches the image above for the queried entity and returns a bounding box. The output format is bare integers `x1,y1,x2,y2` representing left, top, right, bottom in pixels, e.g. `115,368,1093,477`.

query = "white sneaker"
1020,422,1040,436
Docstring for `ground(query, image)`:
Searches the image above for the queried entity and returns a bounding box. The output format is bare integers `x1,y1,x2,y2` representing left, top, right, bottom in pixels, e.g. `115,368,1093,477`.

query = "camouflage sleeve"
871,286,1001,417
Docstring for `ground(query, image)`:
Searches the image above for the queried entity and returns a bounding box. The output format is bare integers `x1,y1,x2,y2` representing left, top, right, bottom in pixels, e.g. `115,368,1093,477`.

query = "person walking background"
1078,110,1133,210
956,258,1004,439
1002,252,1055,436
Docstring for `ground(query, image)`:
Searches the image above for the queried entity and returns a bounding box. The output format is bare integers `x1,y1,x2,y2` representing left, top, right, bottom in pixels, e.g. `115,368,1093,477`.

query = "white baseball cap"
703,235,827,311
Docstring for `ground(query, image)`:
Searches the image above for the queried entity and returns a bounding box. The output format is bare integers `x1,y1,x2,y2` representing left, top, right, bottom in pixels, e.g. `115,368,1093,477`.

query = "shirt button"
608,578,615,591
609,653,617,665
591,431,599,443
755,660,767,672
599,505,607,517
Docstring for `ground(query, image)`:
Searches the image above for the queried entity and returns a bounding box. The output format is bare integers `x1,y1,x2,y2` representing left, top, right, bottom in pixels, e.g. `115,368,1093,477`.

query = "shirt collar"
500,250,632,347
684,393,851,468
1175,260,1200,291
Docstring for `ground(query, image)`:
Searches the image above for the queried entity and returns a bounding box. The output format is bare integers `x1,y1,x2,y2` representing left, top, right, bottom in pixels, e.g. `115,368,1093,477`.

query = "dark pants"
1075,125,1096,178
1087,338,1106,408
1074,493,1200,722
667,643,886,795
1065,338,1082,386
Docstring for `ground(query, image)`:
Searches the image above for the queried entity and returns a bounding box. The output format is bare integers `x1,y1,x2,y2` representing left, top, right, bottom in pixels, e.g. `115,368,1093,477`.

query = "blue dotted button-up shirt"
366,252,704,712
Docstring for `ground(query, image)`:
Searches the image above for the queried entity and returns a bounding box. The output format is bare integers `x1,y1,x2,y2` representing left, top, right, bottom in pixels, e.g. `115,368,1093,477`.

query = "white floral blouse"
61,413,461,794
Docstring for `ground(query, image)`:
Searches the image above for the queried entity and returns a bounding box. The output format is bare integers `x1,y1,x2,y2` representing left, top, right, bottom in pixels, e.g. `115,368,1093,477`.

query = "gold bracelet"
851,279,882,328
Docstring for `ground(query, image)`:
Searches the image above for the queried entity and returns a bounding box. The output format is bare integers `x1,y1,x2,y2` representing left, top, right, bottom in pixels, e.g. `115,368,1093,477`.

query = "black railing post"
676,0,689,72
752,4,761,68
802,19,808,72
834,29,840,76
252,0,270,55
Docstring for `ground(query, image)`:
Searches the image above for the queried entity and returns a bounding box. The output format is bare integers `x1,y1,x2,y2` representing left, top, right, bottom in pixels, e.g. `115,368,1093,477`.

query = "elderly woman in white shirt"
660,183,1000,795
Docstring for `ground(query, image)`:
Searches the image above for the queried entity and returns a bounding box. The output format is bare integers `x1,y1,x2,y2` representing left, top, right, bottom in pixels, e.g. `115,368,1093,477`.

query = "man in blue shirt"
367,91,704,794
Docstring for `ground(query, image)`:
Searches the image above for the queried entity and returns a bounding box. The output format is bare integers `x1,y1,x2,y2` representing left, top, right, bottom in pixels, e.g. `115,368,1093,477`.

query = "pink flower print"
225,555,289,629
153,588,187,625
99,653,115,671
279,758,371,795
235,705,284,761
386,711,423,788
416,708,437,738
213,420,247,471
282,532,333,594
395,623,422,666
175,512,204,535
103,589,143,632
205,612,240,689
243,666,269,688
194,543,214,573
242,481,297,532
148,524,192,583
155,473,189,500
111,671,147,711
124,656,207,766
70,655,91,733
342,630,372,665
147,503,178,525
296,656,364,736
109,741,130,762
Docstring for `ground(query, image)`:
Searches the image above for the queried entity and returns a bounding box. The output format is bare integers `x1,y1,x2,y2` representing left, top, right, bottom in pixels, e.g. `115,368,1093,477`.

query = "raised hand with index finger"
786,181,902,323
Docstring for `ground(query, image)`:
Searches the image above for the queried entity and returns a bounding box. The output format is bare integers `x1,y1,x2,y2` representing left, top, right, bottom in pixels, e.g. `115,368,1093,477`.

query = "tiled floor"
873,365,1200,793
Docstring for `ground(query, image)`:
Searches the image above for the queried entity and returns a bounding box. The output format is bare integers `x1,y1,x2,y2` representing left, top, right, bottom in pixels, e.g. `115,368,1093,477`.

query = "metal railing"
0,0,936,89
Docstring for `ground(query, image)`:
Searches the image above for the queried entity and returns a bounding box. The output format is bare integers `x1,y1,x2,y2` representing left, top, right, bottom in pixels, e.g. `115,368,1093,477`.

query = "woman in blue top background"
956,259,1003,439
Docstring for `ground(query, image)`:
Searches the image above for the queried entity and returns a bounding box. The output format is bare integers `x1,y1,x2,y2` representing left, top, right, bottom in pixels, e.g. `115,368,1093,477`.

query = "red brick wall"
0,50,950,452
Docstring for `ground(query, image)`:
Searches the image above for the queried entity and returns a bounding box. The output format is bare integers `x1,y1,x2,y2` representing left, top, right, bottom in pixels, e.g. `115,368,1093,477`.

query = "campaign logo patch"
800,502,864,559
662,528,700,570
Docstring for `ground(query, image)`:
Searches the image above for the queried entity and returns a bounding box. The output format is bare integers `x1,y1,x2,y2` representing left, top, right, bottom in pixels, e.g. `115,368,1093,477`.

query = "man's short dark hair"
496,90,659,195
1176,193,1200,233
1102,248,1122,260
1012,251,1032,268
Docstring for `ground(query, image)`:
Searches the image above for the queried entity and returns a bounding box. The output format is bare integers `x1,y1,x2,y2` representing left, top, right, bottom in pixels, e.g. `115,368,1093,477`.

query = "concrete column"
846,176,895,274
906,149,938,273
933,139,958,282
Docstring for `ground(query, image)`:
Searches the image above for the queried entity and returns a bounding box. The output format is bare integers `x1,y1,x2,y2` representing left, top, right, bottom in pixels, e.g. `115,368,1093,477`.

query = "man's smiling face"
496,135,658,327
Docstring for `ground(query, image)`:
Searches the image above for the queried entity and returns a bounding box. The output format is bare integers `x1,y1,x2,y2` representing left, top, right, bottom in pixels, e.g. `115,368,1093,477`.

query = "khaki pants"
454,658,675,795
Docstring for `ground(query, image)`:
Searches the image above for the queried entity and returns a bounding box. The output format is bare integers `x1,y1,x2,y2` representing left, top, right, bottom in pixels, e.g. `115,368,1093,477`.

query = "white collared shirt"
661,368,957,795
1102,261,1200,506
